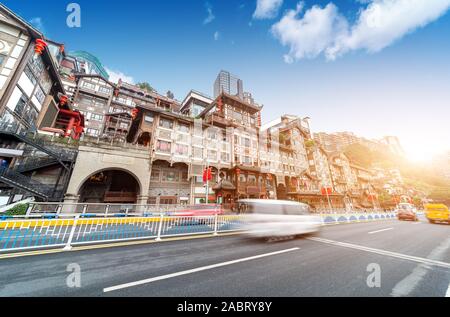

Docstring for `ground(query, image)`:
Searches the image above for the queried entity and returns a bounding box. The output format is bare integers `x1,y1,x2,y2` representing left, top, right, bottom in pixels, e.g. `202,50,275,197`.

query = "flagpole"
205,165,210,205
326,188,333,212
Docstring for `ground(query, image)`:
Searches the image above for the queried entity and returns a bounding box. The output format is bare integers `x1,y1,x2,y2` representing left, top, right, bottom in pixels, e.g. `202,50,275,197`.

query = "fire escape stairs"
0,166,53,200
0,125,76,171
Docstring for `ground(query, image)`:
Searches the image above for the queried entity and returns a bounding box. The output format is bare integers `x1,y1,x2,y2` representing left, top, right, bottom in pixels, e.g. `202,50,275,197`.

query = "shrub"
4,204,29,216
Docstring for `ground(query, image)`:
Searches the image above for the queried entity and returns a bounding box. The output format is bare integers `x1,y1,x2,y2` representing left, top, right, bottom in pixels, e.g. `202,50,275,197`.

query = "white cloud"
105,67,135,84
253,0,284,19
271,2,348,61
214,31,220,41
271,0,450,62
203,2,215,25
29,17,45,33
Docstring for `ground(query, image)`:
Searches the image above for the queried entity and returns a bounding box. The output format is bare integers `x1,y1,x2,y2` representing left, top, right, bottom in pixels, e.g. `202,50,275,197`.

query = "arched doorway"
137,132,151,146
79,170,140,203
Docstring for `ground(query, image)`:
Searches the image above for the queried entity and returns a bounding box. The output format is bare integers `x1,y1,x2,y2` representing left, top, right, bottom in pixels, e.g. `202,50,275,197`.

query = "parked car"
238,199,322,240
396,203,418,221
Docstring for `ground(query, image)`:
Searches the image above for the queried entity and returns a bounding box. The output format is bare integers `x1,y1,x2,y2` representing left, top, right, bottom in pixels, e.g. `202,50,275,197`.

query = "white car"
238,199,322,240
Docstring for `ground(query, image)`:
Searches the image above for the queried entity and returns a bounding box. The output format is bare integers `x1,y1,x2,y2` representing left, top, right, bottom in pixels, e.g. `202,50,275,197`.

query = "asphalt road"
0,215,448,297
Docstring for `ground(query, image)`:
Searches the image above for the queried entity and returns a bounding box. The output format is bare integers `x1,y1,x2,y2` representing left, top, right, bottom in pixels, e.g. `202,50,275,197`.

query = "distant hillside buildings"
0,3,420,210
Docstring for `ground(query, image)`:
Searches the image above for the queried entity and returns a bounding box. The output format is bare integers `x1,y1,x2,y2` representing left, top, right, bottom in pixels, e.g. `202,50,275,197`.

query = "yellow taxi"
425,204,450,224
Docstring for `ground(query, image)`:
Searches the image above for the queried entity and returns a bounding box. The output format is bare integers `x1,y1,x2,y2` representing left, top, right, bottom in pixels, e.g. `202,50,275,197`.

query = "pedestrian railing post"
156,212,164,241
63,215,80,251
56,204,62,216
25,204,34,217
213,213,219,236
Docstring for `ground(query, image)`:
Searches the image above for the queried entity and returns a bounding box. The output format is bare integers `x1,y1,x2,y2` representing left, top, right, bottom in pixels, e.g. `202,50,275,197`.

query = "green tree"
166,90,174,99
137,82,154,93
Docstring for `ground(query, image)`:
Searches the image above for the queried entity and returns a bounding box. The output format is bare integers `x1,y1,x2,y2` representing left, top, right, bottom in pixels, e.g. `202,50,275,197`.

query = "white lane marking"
391,236,450,297
446,282,450,297
103,247,300,293
368,228,394,234
307,237,450,269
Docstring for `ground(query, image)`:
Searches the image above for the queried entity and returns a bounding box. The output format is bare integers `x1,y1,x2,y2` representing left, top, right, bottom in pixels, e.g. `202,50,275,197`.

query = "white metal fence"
0,213,244,253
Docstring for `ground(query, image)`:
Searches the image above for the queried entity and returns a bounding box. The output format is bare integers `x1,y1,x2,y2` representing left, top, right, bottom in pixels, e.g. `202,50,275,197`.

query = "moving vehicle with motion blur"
425,204,450,224
171,204,223,217
396,203,419,221
237,199,322,241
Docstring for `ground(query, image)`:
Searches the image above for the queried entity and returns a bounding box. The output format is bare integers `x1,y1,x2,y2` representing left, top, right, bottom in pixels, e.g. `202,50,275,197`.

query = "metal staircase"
0,166,54,200
0,124,76,170
0,123,78,201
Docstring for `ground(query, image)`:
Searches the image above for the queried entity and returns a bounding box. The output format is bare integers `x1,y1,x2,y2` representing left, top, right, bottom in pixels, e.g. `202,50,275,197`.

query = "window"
244,156,251,165
0,54,6,67
82,81,96,91
86,128,99,136
221,152,230,162
208,150,217,160
242,137,251,147
144,114,154,123
162,170,179,182
29,55,44,77
178,123,190,133
24,66,37,85
98,86,111,94
32,86,45,104
193,147,203,158
207,130,217,140
151,169,160,182
248,175,257,185
177,133,189,143
156,140,171,153
13,95,27,116
159,118,173,129
175,144,189,156
91,113,104,121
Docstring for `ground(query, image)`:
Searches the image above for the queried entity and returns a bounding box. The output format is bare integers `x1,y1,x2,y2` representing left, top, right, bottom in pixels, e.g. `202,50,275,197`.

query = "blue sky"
3,0,450,162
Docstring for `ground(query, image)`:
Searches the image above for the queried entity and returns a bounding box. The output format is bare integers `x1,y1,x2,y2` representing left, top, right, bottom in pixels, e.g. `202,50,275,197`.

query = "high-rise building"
214,70,243,99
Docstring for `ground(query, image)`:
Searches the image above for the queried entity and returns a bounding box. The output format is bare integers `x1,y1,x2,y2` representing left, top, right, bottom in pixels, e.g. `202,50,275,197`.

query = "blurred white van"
238,199,322,239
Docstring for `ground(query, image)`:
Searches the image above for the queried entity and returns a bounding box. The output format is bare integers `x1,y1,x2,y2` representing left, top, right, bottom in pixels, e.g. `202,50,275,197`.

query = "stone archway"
64,145,151,205
78,169,140,203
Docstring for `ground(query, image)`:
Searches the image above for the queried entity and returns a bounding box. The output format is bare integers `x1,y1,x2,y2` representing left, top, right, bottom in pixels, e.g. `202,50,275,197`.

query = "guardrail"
318,212,397,225
25,203,215,216
0,210,398,254
0,214,243,253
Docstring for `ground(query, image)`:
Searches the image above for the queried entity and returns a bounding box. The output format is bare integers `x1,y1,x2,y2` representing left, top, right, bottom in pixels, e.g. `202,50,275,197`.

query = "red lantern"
321,187,332,196
207,167,212,181
59,95,68,106
131,108,139,119
34,39,47,55
59,44,65,53
258,111,262,127
203,167,212,183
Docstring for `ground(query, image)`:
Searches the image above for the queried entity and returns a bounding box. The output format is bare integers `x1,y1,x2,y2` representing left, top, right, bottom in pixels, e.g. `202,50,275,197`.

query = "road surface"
0,216,448,297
